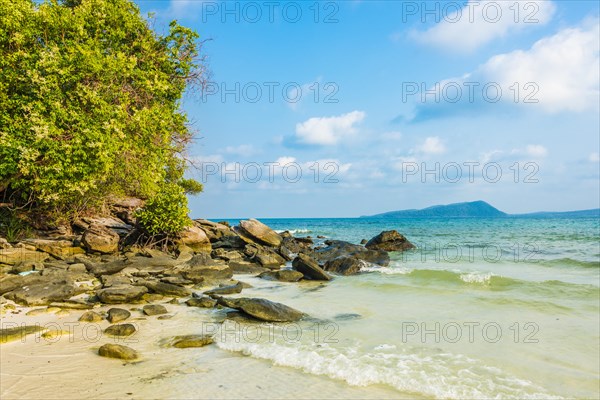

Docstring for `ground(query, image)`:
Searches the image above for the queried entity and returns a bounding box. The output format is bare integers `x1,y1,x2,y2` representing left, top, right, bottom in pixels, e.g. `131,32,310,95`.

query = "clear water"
212,217,600,399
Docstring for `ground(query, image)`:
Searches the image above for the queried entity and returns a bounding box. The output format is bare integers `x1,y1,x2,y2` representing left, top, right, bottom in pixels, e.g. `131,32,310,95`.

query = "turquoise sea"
214,217,600,399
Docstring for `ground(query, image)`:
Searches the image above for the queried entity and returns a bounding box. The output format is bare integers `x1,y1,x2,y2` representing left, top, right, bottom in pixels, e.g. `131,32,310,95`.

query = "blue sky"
136,0,599,218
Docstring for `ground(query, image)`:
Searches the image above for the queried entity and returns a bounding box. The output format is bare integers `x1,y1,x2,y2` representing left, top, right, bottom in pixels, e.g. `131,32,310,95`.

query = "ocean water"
214,217,600,399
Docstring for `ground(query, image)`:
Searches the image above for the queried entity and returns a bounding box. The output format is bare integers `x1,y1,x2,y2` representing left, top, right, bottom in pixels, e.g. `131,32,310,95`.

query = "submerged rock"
365,230,415,252
98,343,138,360
0,325,46,344
292,254,331,281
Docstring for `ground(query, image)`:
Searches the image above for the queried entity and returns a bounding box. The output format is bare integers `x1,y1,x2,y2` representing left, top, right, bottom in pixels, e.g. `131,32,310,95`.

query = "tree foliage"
0,0,204,230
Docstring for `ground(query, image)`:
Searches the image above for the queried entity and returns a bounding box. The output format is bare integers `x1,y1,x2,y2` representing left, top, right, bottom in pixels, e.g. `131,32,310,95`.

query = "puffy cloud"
223,144,257,157
294,111,366,146
416,136,446,155
412,0,555,52
524,145,548,158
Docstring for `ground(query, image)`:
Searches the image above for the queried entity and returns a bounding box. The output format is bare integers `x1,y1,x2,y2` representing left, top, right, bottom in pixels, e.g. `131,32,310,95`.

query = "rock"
211,248,245,262
67,263,87,273
22,239,85,259
228,260,267,274
100,274,131,287
178,254,232,282
104,323,136,337
177,226,212,253
142,281,191,297
0,238,11,249
143,304,168,316
141,293,164,302
97,285,148,304
26,307,57,316
219,297,304,322
107,308,131,323
236,219,282,247
292,254,332,281
84,259,129,276
49,301,95,310
98,344,138,360
82,224,120,254
0,248,49,265
314,240,390,266
11,261,44,274
1,325,46,344
258,269,304,282
169,334,213,348
360,239,367,245
185,297,217,308
79,311,103,322
194,219,234,243
281,236,313,255
204,281,243,296
160,276,192,286
365,230,415,252
244,244,285,269
4,282,76,306
323,257,366,276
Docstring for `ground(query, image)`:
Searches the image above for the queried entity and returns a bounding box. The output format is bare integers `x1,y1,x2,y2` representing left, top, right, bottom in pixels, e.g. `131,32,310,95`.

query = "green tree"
0,0,204,232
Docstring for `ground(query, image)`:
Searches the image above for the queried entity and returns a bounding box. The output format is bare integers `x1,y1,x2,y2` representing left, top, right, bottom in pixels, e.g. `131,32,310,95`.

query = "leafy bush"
0,0,204,229
135,183,191,237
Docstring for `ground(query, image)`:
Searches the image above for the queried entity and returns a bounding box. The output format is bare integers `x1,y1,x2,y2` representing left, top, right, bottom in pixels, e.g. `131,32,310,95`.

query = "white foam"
215,333,559,400
460,271,494,284
360,265,414,275
276,229,312,234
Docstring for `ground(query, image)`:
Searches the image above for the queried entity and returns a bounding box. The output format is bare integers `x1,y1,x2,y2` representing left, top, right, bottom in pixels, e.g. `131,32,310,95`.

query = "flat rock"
218,297,305,322
1,325,46,344
4,282,76,306
22,239,85,260
314,240,390,266
169,334,214,348
259,269,304,282
142,281,191,297
0,248,49,265
185,297,217,308
97,285,148,304
84,260,129,276
98,343,138,360
365,230,415,252
107,308,131,323
204,281,243,296
143,304,168,316
292,254,331,281
104,323,136,337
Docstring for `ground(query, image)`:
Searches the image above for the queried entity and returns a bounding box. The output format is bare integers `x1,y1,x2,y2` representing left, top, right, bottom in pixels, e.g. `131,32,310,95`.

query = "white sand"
1,302,412,400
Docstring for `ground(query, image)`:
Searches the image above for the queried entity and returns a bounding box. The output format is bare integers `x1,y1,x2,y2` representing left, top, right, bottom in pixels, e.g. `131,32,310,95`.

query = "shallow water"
214,217,600,399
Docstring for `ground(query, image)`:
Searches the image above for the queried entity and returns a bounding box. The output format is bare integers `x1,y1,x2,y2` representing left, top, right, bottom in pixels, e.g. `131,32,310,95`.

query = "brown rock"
82,225,119,254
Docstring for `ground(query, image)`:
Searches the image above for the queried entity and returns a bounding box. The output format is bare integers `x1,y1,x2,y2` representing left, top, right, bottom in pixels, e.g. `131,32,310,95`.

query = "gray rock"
143,304,168,316
292,254,332,281
98,344,138,360
228,260,267,274
314,240,390,266
84,260,129,276
259,269,304,282
365,230,415,252
107,308,131,323
142,281,191,297
4,282,76,306
323,257,367,275
104,323,136,337
204,281,243,296
97,285,148,304
217,297,305,322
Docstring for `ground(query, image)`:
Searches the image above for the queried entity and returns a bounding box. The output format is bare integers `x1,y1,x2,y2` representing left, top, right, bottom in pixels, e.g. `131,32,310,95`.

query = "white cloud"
524,144,548,158
294,111,366,146
223,144,257,157
590,152,600,162
479,20,600,112
416,136,446,155
166,0,206,19
413,0,555,52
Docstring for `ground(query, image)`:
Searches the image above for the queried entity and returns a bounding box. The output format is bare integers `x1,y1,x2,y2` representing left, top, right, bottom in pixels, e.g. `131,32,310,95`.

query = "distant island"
362,200,600,218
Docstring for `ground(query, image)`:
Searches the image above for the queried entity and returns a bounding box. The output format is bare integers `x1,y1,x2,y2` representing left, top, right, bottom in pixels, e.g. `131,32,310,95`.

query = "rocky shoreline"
0,201,414,360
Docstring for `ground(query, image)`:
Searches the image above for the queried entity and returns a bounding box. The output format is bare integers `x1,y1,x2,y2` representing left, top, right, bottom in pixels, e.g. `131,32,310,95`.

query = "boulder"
365,230,415,252
178,254,232,282
0,248,49,265
104,323,136,337
258,269,304,282
217,297,304,322
323,257,366,275
292,254,331,281
97,285,148,304
107,308,131,323
244,244,285,269
314,240,390,266
79,311,103,323
82,225,120,254
236,219,282,247
228,260,267,274
1,325,46,344
194,219,234,243
98,344,138,360
84,260,129,276
168,334,213,348
143,304,168,316
177,226,211,253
